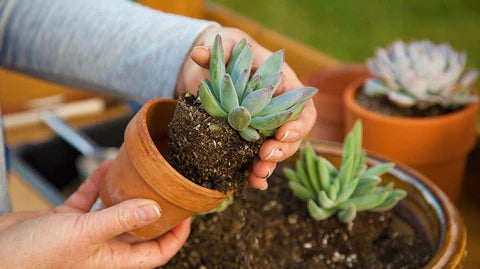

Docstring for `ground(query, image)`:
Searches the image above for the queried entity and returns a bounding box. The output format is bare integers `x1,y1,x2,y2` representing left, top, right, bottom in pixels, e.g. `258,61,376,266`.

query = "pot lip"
309,140,466,267
344,77,479,125
135,98,232,200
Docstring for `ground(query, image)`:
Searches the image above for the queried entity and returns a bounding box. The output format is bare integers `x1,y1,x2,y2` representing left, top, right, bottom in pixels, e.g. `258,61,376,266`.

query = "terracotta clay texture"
99,98,231,239
313,142,466,268
303,65,370,142
344,78,479,203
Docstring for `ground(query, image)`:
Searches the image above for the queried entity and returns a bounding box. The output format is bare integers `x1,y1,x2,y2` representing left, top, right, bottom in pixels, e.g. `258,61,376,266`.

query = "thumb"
81,198,162,243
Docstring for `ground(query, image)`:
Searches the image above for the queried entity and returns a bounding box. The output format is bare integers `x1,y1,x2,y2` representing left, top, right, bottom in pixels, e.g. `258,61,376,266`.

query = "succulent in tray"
364,40,478,108
168,35,317,192
284,121,406,223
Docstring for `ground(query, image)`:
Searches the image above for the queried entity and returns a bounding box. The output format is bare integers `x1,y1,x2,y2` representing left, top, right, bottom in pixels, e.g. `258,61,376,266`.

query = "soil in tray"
167,94,263,193
355,89,463,118
164,166,432,269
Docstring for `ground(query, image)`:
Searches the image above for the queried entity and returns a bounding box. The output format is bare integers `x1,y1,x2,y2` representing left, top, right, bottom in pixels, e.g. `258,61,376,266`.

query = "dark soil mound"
165,167,432,268
167,94,263,193
356,90,462,118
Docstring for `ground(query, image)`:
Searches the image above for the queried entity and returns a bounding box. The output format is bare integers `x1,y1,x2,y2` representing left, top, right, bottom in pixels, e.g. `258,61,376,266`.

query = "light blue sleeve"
0,0,217,102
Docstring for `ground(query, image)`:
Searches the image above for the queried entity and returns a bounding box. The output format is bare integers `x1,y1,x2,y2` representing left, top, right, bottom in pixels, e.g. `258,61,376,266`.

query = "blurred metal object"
40,111,118,178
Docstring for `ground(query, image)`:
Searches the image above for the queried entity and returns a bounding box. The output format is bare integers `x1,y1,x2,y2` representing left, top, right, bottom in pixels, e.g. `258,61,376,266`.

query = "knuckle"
116,208,134,231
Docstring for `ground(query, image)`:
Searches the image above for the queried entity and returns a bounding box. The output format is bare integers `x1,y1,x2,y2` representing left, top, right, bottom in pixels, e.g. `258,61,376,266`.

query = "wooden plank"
138,0,205,18
0,68,98,113
5,104,130,146
204,3,340,80
9,172,53,211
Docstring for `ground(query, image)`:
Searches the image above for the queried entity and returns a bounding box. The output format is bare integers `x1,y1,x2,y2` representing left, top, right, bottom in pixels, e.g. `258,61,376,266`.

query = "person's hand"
176,26,317,190
0,161,190,269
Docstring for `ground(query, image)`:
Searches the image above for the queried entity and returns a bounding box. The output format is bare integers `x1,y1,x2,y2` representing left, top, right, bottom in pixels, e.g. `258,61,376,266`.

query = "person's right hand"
0,161,190,269
176,26,317,191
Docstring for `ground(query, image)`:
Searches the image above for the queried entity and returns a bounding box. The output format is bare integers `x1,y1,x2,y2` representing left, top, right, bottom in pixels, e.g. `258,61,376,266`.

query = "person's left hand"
0,161,190,269
175,26,317,190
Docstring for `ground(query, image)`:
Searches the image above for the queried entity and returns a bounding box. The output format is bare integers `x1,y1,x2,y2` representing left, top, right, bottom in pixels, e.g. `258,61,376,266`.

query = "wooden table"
5,105,480,268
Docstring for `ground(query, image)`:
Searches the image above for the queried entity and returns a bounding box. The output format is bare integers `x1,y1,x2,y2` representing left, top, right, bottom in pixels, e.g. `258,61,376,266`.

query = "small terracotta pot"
344,78,479,203
311,141,466,268
303,65,370,142
99,98,231,239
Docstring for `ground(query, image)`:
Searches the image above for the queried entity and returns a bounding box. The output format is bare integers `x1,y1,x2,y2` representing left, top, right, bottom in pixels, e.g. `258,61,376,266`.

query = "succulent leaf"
337,177,359,203
198,81,227,118
238,127,260,142
284,168,301,183
259,87,317,116
328,184,338,200
318,191,336,209
259,128,278,137
226,38,247,74
317,157,332,191
304,143,321,193
220,74,239,112
260,72,283,95
210,35,225,99
338,204,357,223
371,190,407,211
296,160,314,191
241,86,274,116
247,75,262,91
228,106,251,130
250,109,292,130
307,200,335,221
285,121,406,222
253,50,285,79
230,45,253,86
363,163,395,178
288,101,307,121
289,181,315,201
234,68,250,101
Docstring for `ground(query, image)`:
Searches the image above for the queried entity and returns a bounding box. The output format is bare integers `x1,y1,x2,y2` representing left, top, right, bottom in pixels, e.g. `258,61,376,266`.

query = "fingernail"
280,131,299,142
260,182,268,191
264,149,283,161
136,205,161,223
193,45,209,52
265,169,272,179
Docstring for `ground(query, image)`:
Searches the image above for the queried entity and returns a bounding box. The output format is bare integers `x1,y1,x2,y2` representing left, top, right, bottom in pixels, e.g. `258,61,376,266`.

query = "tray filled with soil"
165,138,466,268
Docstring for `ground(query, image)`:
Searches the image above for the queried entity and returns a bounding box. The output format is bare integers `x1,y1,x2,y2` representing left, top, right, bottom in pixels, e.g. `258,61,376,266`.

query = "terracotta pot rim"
310,140,466,268
344,78,479,125
128,98,231,207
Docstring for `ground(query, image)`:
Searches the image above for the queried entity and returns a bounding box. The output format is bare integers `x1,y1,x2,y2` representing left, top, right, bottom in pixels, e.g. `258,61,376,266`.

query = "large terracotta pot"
312,141,466,268
303,65,370,142
344,78,479,203
99,98,230,239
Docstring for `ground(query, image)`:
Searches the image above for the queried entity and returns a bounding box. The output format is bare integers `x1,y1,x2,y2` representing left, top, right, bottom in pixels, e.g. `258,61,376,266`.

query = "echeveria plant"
364,40,478,108
199,35,317,142
284,122,406,223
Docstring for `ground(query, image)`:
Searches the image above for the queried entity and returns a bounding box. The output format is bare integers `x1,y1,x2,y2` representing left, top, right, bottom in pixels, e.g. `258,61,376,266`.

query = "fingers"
80,198,161,243
248,161,276,190
61,160,112,213
190,46,210,69
275,100,317,143
259,139,303,163
126,218,191,268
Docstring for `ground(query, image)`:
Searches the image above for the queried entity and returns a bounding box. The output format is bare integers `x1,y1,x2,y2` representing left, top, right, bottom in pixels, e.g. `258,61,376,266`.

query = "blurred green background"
211,0,480,70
